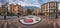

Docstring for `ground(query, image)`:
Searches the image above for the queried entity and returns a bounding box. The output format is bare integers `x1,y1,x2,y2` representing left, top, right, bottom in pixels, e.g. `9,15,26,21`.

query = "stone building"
41,1,59,17
18,5,27,16
32,8,41,15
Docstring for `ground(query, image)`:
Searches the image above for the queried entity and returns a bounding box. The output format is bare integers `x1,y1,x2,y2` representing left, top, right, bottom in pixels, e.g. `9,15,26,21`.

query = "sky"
0,0,60,9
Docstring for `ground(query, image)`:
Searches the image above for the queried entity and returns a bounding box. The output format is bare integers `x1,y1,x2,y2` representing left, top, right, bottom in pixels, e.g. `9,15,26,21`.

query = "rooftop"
41,1,59,6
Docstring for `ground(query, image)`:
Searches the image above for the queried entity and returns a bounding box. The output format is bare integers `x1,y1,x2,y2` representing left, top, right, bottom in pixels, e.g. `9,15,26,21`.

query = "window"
50,3,55,6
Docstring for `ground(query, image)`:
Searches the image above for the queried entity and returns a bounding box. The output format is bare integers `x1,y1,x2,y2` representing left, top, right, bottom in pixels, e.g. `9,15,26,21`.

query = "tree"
0,7,2,15
10,13,16,16
7,12,10,16
27,8,33,15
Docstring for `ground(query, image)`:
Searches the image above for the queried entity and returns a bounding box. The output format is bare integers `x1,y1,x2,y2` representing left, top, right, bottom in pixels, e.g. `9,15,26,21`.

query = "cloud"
0,2,2,7
19,0,24,2
9,0,60,8
49,0,59,1
33,0,40,5
5,0,9,2
58,3,60,10
24,0,40,7
9,0,40,7
45,0,59,3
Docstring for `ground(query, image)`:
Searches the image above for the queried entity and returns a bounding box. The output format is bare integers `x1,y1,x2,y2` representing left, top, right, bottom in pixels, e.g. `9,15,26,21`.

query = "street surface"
0,16,20,20
0,16,60,28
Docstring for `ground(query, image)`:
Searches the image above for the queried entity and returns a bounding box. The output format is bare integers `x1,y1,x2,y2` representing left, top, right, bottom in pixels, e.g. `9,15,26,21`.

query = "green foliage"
0,8,2,15
10,13,16,16
27,8,33,15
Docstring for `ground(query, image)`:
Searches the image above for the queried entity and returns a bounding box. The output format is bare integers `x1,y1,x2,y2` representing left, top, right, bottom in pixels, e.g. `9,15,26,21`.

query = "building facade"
32,8,41,15
10,4,15,13
18,5,27,16
1,2,8,16
41,2,59,17
0,7,2,15
10,4,27,15
14,4,19,15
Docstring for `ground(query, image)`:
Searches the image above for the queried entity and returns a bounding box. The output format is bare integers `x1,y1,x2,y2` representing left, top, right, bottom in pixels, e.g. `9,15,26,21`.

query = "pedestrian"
4,14,6,20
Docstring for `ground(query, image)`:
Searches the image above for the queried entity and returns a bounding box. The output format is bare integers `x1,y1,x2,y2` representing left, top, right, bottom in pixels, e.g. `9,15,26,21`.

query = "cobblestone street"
0,16,60,28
